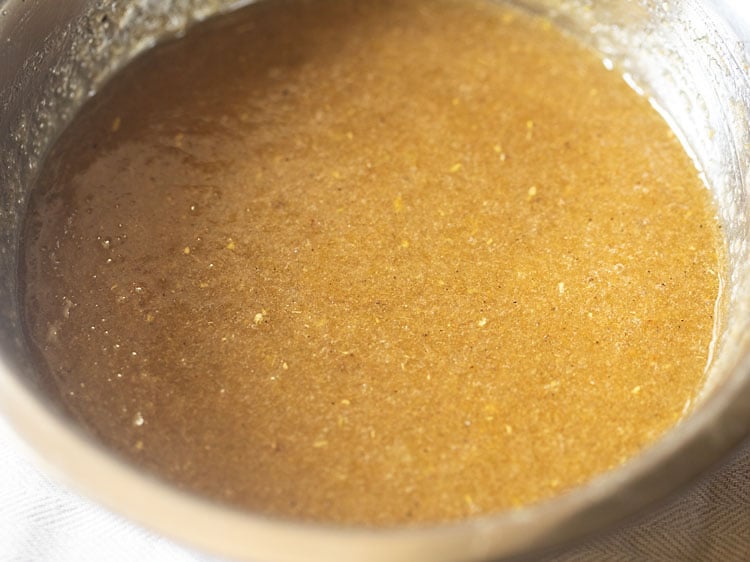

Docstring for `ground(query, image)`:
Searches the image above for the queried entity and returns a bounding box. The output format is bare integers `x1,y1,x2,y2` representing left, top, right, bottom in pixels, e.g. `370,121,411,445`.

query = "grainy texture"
21,0,722,525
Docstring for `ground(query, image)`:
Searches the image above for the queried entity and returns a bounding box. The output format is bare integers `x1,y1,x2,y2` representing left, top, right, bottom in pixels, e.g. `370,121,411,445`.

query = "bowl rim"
2,344,749,561
2,0,750,560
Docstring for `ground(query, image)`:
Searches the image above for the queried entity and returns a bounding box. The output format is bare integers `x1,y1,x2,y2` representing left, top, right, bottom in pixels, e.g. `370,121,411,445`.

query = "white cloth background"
0,416,217,562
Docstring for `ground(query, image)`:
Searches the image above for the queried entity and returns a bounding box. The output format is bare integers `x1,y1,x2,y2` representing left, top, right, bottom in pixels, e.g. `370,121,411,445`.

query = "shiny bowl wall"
0,1,749,560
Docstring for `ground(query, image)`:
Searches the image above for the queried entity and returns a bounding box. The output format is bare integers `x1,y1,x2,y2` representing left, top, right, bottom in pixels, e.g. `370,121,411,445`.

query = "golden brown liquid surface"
22,0,722,525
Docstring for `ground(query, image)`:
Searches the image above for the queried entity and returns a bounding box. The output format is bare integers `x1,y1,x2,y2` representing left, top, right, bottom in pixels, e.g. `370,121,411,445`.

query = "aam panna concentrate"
22,0,723,525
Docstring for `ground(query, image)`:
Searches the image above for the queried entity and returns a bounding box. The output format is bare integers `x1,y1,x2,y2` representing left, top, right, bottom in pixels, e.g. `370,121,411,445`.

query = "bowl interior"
0,1,749,560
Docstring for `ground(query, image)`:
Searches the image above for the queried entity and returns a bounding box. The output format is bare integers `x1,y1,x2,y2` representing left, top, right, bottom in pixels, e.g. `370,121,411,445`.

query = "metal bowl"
1,1,749,560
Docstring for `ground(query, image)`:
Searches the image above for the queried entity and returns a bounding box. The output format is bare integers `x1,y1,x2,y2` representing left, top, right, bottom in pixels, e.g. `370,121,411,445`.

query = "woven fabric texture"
547,440,750,561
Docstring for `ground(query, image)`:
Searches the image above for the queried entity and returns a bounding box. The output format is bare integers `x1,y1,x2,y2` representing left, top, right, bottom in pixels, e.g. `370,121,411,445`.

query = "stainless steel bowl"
1,1,749,560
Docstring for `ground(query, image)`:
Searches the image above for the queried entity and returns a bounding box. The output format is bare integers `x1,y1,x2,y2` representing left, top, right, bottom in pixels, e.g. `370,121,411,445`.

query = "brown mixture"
21,0,723,525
